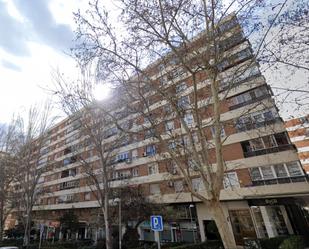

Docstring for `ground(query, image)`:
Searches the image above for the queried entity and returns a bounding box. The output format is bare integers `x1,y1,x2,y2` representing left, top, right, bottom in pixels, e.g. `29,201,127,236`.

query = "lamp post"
114,198,122,249
189,204,196,244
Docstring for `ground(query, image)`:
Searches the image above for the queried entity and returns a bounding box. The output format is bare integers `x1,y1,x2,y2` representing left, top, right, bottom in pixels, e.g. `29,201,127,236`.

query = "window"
250,168,262,181
168,141,177,150
176,82,187,93
104,127,118,138
40,148,49,156
274,132,289,146
286,162,303,176
252,113,264,123
235,108,279,132
300,116,309,124
159,75,168,86
210,125,226,138
145,128,155,139
117,152,130,162
145,145,156,156
254,87,268,98
158,63,165,72
132,168,139,177
188,159,199,171
177,96,190,109
132,149,138,159
262,136,277,148
165,120,174,131
263,110,276,121
223,172,240,189
192,178,205,191
119,170,131,179
229,86,269,109
273,164,288,178
218,17,238,33
61,168,77,178
250,162,305,185
260,166,275,179
144,116,151,124
249,138,264,151
84,192,91,201
163,104,172,113
236,48,251,61
63,158,74,166
174,180,184,193
171,67,185,78
148,163,158,175
150,184,161,194
66,194,74,202
235,92,251,105
184,113,194,126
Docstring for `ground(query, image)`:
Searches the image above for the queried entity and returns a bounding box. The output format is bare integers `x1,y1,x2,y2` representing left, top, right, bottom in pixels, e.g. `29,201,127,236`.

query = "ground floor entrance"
197,197,309,246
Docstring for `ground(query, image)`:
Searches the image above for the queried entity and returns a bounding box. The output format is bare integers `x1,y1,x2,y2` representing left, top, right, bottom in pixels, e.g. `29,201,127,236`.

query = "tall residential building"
9,15,309,246
286,115,309,174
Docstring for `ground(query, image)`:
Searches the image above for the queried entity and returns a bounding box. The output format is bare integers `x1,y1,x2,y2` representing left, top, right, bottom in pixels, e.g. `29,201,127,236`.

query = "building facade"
286,115,309,174
8,15,309,246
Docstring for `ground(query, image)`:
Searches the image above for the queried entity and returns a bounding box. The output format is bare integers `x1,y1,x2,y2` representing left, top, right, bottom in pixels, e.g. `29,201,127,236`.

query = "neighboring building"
285,115,309,174
7,15,309,246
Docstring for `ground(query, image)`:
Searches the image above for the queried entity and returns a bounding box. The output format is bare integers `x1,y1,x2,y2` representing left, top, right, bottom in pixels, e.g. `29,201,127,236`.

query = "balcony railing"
244,144,296,158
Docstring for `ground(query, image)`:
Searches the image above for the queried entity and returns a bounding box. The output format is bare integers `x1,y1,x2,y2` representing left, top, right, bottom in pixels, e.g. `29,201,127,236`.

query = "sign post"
150,216,163,249
39,224,44,249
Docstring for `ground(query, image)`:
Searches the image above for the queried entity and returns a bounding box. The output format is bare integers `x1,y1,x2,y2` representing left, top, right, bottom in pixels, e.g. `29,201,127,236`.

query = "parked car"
0,247,19,249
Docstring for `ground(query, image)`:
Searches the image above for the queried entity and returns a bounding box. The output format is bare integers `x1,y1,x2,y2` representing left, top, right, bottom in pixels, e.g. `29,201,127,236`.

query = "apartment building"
286,115,309,174
8,15,309,246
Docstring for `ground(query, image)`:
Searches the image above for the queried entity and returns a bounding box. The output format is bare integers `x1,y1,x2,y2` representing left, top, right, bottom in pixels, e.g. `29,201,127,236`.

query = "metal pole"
189,204,196,244
39,225,43,249
155,231,161,249
119,198,122,249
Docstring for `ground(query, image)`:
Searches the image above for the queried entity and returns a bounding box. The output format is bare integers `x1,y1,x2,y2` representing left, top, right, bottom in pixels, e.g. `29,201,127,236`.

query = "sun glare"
93,84,111,101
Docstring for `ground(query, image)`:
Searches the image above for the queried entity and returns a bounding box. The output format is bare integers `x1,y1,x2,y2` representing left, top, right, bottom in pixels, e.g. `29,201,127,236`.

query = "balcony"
236,117,283,133
251,175,308,186
63,156,77,166
59,180,79,190
243,144,296,158
229,93,271,111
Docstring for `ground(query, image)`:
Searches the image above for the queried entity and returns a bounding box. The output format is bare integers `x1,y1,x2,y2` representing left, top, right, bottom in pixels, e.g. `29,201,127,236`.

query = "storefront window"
229,209,257,245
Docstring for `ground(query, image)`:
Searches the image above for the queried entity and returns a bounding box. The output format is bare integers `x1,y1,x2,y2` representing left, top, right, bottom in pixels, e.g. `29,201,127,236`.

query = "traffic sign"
151,215,163,231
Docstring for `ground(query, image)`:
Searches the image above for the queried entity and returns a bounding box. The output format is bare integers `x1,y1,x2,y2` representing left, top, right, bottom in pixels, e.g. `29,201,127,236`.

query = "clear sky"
0,0,307,124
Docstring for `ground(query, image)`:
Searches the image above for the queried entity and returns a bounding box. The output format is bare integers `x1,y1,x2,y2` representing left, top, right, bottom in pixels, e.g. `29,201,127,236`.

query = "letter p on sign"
151,215,163,231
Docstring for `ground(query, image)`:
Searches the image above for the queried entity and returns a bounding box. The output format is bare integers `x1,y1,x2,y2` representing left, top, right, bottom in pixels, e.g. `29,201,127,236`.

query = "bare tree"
13,104,55,247
257,0,309,117
52,73,131,249
70,0,296,248
0,122,20,240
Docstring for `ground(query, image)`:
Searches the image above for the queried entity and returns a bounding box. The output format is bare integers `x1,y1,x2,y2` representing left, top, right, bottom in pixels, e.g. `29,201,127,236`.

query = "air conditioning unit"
168,181,174,187
143,152,148,157
126,158,132,164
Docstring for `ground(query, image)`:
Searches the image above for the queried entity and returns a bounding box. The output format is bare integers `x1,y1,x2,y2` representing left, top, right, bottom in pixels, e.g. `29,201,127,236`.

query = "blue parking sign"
151,215,163,231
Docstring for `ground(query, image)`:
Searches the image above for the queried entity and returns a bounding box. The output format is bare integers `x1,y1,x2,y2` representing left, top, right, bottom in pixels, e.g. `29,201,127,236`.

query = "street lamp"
189,204,196,244
114,198,122,249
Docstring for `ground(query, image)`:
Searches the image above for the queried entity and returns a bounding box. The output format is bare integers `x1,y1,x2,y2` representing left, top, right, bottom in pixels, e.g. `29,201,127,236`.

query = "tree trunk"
209,201,237,249
104,195,112,249
0,201,3,241
23,210,31,247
